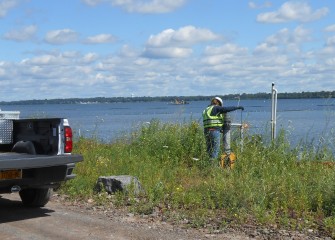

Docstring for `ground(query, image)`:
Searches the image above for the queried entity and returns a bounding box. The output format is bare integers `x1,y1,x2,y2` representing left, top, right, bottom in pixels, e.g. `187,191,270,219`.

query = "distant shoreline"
1,91,334,105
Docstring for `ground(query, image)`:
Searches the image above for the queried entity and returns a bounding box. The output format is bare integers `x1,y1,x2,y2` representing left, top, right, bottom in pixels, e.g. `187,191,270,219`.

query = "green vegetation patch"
62,120,335,237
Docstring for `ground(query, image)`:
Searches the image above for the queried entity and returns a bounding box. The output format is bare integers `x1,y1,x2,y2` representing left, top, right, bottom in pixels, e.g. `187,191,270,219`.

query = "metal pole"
221,114,242,169
235,94,243,149
271,82,278,140
222,113,231,155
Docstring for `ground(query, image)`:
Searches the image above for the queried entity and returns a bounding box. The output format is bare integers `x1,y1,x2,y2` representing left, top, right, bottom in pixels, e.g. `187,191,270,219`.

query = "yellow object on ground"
220,152,236,169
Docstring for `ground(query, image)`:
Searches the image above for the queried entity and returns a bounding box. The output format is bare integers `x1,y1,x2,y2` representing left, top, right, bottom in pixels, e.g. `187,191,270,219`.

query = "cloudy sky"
0,0,335,101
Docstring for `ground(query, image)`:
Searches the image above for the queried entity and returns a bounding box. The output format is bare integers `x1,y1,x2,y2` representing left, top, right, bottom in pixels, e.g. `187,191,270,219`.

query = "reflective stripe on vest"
202,106,224,128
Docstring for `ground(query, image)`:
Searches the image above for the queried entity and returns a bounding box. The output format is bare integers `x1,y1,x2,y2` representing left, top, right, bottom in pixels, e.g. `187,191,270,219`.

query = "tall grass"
62,120,335,236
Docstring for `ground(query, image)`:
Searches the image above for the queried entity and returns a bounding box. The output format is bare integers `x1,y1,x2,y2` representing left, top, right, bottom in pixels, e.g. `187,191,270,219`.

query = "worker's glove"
238,106,244,111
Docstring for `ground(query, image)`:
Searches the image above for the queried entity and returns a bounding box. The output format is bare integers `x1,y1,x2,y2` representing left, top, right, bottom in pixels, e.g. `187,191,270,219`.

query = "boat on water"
168,99,190,105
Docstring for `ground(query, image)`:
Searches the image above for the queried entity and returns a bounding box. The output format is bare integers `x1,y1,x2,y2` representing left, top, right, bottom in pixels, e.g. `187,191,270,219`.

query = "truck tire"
19,188,52,207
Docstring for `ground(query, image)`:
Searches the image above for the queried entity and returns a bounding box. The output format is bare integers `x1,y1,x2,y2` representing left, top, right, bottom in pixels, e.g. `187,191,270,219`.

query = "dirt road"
0,194,250,240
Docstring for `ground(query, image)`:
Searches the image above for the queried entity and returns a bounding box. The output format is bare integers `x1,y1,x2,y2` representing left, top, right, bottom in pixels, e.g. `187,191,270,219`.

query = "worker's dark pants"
204,128,221,159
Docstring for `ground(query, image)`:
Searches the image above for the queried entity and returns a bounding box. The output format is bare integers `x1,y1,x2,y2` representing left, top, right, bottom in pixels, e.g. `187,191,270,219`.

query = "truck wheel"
19,188,52,207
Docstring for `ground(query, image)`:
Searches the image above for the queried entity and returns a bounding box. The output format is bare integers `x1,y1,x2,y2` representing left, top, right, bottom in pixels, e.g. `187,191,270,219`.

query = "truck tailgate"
0,153,83,170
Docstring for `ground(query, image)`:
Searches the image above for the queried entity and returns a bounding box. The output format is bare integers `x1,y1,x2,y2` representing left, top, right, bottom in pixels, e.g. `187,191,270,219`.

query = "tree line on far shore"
1,91,334,105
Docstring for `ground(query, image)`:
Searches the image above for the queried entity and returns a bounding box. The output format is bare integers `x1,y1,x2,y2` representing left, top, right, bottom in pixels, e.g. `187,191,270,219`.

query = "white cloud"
253,43,278,55
20,52,96,70
293,25,312,42
251,26,313,62
265,28,290,45
81,0,103,6
263,26,311,49
44,29,79,45
201,44,252,75
324,24,335,32
3,25,37,42
320,46,335,55
143,26,220,58
204,44,248,56
0,0,18,18
248,1,272,9
325,58,335,66
81,53,99,63
326,36,335,46
111,0,186,13
118,45,140,58
143,47,192,58
15,52,100,92
22,54,63,65
81,0,187,13
61,51,81,59
257,2,328,23
83,34,117,44
146,26,220,47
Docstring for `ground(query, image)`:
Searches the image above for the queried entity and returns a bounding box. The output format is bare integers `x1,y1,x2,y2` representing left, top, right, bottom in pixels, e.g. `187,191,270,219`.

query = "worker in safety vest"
202,97,244,161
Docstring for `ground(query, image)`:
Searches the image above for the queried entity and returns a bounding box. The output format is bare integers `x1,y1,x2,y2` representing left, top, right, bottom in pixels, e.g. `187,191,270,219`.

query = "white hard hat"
212,97,223,106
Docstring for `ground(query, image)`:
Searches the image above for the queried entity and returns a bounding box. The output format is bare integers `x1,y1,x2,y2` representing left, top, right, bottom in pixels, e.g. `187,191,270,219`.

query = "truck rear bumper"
0,153,83,193
0,153,83,170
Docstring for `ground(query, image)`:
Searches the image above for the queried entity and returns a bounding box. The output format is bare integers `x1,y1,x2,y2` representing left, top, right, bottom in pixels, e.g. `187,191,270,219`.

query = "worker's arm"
211,106,244,116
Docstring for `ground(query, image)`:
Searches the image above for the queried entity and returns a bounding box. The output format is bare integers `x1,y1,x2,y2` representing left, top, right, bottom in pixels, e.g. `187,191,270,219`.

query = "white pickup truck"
0,111,83,207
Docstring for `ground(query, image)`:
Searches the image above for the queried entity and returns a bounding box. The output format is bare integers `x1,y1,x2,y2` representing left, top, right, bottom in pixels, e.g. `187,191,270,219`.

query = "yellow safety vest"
202,106,224,128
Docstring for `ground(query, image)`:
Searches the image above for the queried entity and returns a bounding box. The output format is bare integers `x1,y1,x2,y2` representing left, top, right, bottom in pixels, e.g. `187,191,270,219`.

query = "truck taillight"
64,126,73,153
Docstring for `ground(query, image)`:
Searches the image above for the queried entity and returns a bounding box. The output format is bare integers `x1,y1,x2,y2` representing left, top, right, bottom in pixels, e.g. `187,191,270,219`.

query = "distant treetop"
0,91,334,105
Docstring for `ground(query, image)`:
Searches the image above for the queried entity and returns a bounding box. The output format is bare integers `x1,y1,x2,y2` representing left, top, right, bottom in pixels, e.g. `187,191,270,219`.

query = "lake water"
1,98,335,149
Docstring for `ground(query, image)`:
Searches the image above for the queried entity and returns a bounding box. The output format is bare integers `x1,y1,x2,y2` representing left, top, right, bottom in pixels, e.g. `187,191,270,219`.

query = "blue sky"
0,0,335,101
